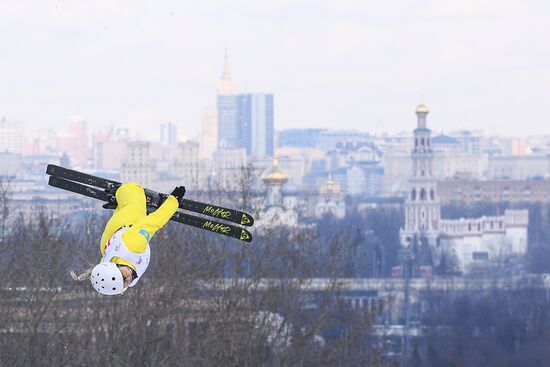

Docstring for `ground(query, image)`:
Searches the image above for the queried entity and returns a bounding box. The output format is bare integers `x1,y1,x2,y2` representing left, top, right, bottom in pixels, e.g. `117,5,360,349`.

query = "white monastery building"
400,104,528,274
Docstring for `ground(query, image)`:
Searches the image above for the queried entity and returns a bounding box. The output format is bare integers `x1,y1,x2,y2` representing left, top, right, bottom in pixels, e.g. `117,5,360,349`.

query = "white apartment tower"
174,141,201,186
121,142,155,188
160,122,178,147
199,107,217,159
0,118,23,154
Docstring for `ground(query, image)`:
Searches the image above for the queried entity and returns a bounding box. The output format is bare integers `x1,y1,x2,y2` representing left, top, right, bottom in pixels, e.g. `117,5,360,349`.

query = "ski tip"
46,164,56,175
240,213,254,227
239,228,253,243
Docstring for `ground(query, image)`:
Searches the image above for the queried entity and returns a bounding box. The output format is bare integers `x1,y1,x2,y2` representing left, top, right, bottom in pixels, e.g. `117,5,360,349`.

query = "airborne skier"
72,182,186,295
47,164,254,294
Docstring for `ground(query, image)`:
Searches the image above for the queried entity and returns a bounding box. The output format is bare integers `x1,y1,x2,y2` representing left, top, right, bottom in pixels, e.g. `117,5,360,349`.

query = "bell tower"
400,104,441,250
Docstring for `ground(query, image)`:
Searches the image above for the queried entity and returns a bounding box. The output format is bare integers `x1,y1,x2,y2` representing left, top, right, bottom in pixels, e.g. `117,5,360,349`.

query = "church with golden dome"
256,158,299,228
315,174,346,219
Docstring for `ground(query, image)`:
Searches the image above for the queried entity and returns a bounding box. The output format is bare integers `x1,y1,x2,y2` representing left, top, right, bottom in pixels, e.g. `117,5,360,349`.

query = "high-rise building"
56,116,88,167
160,122,178,147
38,129,57,154
237,93,274,157
199,107,217,159
24,128,58,156
92,128,129,170
0,152,21,178
121,141,155,187
216,51,274,157
217,50,238,149
222,93,274,156
0,117,23,154
217,49,236,96
174,141,201,186
218,94,239,149
69,115,88,167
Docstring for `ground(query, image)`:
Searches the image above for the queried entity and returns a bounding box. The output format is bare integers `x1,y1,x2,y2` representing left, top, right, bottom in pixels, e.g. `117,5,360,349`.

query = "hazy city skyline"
1,1,549,138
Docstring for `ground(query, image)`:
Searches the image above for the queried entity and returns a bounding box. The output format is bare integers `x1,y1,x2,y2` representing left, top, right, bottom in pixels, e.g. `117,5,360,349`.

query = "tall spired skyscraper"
217,49,236,96
216,51,274,157
217,50,238,149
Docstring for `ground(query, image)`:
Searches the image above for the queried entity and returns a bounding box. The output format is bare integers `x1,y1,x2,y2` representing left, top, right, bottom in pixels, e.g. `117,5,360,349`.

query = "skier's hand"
170,186,186,203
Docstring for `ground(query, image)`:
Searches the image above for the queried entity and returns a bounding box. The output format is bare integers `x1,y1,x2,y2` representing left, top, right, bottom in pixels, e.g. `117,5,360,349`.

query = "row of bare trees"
409,286,550,367
0,175,391,367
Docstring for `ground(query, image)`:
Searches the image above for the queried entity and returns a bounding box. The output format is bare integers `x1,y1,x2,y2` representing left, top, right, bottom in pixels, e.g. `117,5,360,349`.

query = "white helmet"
90,263,126,295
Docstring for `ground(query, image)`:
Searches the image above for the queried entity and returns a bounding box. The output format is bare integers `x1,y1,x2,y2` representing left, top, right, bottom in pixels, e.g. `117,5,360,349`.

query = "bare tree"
0,176,12,248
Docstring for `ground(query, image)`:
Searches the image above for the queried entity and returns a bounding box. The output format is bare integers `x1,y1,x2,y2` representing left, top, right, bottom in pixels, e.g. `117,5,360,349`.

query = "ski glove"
157,186,186,206
170,186,186,203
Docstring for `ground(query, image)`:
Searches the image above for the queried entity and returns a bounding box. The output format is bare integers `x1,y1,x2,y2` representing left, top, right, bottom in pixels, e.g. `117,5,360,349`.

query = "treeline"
0,202,391,367
409,287,550,367
314,207,403,278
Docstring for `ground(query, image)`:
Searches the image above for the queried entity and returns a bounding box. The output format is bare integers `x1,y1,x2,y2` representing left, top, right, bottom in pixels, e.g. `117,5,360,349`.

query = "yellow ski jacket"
99,182,178,270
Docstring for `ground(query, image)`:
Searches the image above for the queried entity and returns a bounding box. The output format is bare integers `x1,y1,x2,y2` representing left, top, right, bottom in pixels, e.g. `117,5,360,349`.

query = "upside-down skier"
71,182,186,295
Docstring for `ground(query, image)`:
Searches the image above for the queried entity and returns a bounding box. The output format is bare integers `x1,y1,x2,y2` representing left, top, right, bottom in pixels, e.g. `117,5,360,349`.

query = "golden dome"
261,158,288,186
320,175,341,195
416,104,429,113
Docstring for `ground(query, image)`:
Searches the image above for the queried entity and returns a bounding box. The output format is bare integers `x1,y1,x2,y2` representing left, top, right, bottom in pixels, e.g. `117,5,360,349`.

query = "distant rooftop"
432,134,459,145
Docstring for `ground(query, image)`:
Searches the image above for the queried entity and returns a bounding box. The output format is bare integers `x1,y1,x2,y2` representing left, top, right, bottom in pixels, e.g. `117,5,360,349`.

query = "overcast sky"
1,0,549,139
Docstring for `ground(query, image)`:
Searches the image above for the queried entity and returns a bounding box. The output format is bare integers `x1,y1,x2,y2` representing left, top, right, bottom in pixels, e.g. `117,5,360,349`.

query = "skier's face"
118,266,134,287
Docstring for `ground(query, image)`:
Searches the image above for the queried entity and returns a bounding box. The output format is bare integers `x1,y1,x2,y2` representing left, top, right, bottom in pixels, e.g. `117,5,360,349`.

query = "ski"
48,176,253,242
46,164,254,227
48,175,111,201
